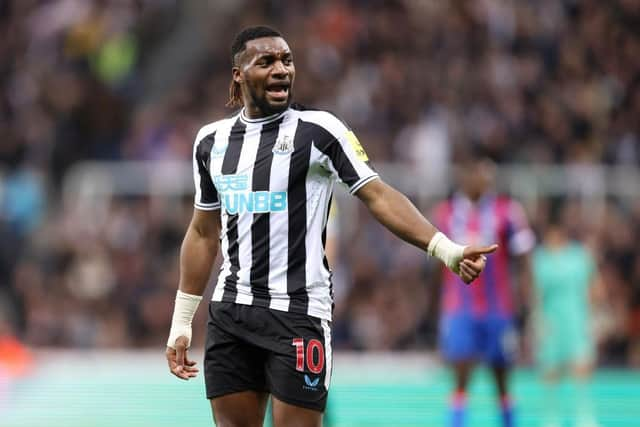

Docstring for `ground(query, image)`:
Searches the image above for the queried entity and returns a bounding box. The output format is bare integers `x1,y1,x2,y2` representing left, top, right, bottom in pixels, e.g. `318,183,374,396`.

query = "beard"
248,84,293,116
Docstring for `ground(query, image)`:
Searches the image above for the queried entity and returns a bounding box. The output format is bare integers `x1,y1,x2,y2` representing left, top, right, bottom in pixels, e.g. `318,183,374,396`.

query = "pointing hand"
456,244,498,284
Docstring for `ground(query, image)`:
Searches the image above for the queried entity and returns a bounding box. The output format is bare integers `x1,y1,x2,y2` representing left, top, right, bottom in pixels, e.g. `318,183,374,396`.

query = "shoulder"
498,196,528,222
532,247,544,260
494,195,517,209
194,113,241,146
570,242,592,260
532,247,551,269
432,198,453,225
290,104,351,136
194,122,218,146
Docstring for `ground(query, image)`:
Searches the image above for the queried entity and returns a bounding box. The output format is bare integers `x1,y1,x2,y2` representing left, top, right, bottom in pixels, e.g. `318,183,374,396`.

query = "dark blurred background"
1,0,639,368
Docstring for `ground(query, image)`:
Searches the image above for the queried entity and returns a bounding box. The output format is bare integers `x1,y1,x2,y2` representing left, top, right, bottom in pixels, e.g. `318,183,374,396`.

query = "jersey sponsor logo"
214,174,248,192
221,191,287,214
273,134,294,155
214,174,288,214
346,131,368,162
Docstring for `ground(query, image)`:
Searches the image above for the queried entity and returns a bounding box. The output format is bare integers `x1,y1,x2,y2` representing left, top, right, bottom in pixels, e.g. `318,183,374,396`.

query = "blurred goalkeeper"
430,149,535,427
532,201,601,427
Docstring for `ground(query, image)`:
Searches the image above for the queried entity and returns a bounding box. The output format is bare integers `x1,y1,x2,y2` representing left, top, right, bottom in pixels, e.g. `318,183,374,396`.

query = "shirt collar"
239,108,287,125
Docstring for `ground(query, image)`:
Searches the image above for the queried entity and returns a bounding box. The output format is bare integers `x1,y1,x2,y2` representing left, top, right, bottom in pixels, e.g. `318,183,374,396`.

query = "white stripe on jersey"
305,144,335,319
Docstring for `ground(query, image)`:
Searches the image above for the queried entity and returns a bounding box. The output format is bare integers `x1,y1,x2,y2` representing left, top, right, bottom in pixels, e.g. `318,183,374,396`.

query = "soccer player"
431,152,534,427
165,26,497,427
532,203,600,427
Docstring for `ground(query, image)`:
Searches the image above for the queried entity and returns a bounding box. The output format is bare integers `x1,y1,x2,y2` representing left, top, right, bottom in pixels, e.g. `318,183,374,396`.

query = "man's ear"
232,67,242,84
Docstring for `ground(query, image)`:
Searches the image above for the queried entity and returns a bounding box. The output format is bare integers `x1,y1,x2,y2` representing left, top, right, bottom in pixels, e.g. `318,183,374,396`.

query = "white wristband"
167,290,202,349
427,231,466,272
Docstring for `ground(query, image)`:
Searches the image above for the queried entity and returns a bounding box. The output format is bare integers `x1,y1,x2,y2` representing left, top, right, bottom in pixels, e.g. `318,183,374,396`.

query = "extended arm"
355,179,497,283
355,178,437,251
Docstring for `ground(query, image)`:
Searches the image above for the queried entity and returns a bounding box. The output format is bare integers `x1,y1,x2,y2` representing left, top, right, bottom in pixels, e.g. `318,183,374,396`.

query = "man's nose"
271,60,288,77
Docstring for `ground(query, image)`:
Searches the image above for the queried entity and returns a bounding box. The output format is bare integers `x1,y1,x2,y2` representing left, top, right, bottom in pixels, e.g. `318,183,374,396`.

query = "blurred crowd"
1,0,639,365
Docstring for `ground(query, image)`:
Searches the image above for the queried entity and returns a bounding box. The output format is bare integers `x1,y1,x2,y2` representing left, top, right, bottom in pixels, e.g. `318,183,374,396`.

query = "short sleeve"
309,112,379,194
193,129,220,211
506,200,535,255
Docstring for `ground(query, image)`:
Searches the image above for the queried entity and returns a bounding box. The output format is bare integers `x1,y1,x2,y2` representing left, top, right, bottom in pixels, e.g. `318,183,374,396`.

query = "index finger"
175,343,186,370
466,244,498,257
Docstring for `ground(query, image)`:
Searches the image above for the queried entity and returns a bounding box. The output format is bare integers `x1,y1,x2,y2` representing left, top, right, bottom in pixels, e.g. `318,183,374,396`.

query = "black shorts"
204,301,332,412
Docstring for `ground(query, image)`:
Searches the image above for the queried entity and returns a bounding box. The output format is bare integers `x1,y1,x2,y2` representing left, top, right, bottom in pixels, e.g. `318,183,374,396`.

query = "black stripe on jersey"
305,122,361,187
195,133,218,205
322,196,332,272
222,215,240,303
250,118,284,307
222,119,246,174
287,119,313,313
221,118,246,303
324,196,334,311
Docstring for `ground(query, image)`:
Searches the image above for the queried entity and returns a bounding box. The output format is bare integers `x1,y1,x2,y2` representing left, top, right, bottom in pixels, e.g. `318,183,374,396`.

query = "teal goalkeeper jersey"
532,242,594,334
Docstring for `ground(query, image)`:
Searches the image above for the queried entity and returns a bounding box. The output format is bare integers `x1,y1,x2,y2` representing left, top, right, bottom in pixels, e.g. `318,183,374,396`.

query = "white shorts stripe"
321,319,332,390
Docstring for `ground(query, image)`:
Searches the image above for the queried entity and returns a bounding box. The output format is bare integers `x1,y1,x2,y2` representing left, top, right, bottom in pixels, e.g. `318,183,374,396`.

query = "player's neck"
242,101,288,120
240,107,286,124
461,191,487,204
243,104,265,119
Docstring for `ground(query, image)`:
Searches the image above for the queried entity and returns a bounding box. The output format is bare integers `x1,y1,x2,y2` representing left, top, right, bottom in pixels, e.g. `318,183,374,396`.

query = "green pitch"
1,352,637,427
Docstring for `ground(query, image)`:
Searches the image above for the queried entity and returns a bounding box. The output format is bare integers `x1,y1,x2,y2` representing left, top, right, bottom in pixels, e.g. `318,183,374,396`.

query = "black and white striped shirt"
192,104,378,320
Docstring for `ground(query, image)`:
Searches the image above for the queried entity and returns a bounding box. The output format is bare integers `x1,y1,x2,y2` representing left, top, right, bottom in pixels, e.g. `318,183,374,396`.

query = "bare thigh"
210,391,269,427
271,395,323,427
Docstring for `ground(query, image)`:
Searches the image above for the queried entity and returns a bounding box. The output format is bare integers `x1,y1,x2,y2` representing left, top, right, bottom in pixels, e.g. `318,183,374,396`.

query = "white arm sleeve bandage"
427,231,466,273
167,290,203,349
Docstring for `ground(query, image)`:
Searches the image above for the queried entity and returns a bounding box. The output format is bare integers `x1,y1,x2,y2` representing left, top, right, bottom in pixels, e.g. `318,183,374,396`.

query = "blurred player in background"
164,26,496,427
431,150,535,427
532,202,600,427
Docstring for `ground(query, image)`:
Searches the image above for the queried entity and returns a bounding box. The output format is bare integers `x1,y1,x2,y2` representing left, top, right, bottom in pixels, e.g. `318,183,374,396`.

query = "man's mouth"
265,83,290,101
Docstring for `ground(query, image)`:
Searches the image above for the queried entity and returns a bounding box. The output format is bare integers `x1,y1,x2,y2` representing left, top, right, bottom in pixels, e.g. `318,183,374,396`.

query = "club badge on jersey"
273,134,294,155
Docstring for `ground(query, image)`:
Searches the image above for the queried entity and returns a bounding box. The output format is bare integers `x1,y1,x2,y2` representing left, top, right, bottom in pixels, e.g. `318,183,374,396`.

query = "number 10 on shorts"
291,338,324,374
